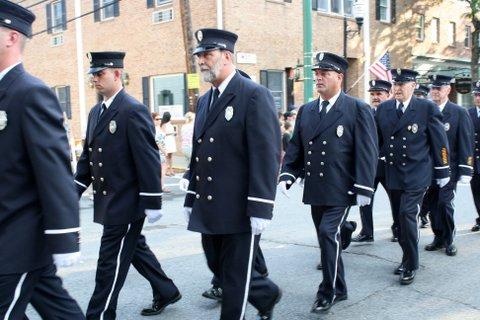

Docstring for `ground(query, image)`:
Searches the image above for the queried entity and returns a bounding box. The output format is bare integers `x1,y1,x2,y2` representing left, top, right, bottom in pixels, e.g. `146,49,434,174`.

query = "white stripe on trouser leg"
452,190,456,241
239,234,255,320
416,204,421,243
331,207,350,304
4,272,27,320
100,224,131,320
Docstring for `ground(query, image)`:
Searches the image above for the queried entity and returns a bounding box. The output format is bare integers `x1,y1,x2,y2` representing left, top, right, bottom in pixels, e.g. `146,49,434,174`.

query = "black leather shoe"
256,289,282,319
352,234,374,242
316,262,323,270
400,270,416,285
425,240,444,251
419,216,429,228
141,291,182,316
471,223,480,232
445,244,457,256
311,294,348,313
390,236,398,242
201,286,222,301
341,221,357,250
394,263,404,275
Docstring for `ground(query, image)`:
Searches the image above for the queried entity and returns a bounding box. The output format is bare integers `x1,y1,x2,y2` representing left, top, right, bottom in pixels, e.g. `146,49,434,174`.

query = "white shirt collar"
319,90,342,113
213,69,236,97
438,100,448,112
102,87,123,109
0,62,21,83
396,95,413,112
477,106,480,116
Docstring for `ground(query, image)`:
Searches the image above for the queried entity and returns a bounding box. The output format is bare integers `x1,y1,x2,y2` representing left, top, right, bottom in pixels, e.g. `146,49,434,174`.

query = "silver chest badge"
109,120,117,134
411,123,418,134
225,106,234,121
444,122,450,131
0,111,7,130
336,125,344,137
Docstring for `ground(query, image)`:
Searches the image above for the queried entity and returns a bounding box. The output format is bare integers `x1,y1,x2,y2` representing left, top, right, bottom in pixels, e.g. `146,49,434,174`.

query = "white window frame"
313,0,352,16
152,8,174,24
50,34,64,47
448,21,456,46
379,0,391,23
156,0,172,7
416,14,425,41
100,0,115,21
432,17,440,44
51,0,63,34
465,26,472,48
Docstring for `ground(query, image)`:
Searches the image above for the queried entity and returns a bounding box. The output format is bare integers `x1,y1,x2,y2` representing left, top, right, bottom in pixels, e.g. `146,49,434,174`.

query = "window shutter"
94,0,100,22
114,0,120,17
312,0,318,11
46,3,52,34
375,0,380,20
142,77,150,108
391,0,396,23
61,0,67,30
65,86,72,119
147,0,155,8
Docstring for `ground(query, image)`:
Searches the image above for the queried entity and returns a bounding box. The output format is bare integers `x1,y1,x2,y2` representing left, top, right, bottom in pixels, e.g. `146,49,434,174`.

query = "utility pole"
303,0,314,103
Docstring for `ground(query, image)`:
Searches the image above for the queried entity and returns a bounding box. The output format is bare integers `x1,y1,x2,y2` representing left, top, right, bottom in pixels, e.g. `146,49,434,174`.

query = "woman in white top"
161,112,177,176
152,112,170,193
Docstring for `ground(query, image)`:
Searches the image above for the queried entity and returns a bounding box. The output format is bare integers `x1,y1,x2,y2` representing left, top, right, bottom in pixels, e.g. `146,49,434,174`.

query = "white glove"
459,175,472,184
179,178,189,192
145,209,163,223
184,207,192,224
356,194,371,207
278,181,291,198
53,252,81,268
250,217,271,235
436,177,450,188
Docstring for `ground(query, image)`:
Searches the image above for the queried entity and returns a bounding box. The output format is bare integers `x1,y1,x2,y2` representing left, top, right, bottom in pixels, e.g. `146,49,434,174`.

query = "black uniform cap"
428,74,454,88
368,79,392,93
87,51,126,74
193,28,238,55
391,68,419,83
312,52,349,74
0,0,36,38
414,84,430,96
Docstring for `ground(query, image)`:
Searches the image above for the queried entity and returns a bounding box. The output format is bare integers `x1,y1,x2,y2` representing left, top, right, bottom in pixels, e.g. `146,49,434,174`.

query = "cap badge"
225,106,234,121
0,111,7,131
372,80,376,86
196,30,203,42
109,120,117,134
476,81,480,87
433,75,437,80
4,19,11,24
336,125,344,138
87,53,92,62
397,68,402,75
415,84,420,89
318,52,324,61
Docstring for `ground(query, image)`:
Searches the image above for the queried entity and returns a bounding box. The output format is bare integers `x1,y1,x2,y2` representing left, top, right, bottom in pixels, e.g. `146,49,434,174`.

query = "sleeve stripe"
434,166,450,170
186,190,196,195
279,172,296,180
74,180,88,189
354,184,375,192
247,196,275,205
45,227,81,235
459,165,474,169
139,192,163,196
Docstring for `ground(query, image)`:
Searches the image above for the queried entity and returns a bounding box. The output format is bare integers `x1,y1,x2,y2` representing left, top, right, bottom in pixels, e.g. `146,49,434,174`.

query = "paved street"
27,176,480,320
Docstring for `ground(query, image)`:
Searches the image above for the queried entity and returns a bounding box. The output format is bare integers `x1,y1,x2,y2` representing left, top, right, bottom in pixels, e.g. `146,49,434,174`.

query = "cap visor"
193,46,221,55
88,67,107,74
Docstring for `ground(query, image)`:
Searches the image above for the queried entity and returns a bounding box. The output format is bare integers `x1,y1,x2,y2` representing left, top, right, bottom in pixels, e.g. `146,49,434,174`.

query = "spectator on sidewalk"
181,111,195,163
152,112,170,193
161,111,177,176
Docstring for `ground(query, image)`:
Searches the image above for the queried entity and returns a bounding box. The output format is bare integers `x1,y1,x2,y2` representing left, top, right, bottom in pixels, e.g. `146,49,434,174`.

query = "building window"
432,17,440,44
100,0,115,21
465,26,472,48
152,8,174,24
156,0,172,6
260,70,284,111
150,74,186,117
54,86,71,119
448,22,456,46
416,14,425,41
312,0,352,15
46,0,66,34
378,0,391,22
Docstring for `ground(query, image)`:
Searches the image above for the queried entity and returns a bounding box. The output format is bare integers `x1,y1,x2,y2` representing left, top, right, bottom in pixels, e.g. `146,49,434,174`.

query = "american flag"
369,51,392,81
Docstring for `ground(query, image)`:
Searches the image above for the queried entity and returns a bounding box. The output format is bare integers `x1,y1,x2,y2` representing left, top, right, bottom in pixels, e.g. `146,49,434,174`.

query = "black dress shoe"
311,294,348,313
316,262,323,270
419,216,429,228
425,240,444,251
352,234,374,242
471,223,480,232
141,291,182,316
341,221,357,250
400,270,416,285
394,263,404,275
201,286,222,301
445,244,457,256
256,289,282,319
390,236,398,242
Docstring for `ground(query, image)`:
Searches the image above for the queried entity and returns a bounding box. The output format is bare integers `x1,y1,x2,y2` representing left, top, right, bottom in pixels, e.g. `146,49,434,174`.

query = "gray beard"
200,58,222,83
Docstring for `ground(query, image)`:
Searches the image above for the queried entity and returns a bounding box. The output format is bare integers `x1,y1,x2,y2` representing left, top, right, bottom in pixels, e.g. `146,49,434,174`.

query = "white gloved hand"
53,252,81,268
145,209,163,223
278,181,291,198
459,175,472,184
250,217,271,235
356,194,371,207
179,178,190,192
184,207,192,224
437,177,450,188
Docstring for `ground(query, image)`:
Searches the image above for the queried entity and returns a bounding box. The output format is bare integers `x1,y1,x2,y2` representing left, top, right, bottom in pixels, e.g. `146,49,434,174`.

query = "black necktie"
209,88,220,112
320,100,329,120
396,102,404,119
98,103,107,123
